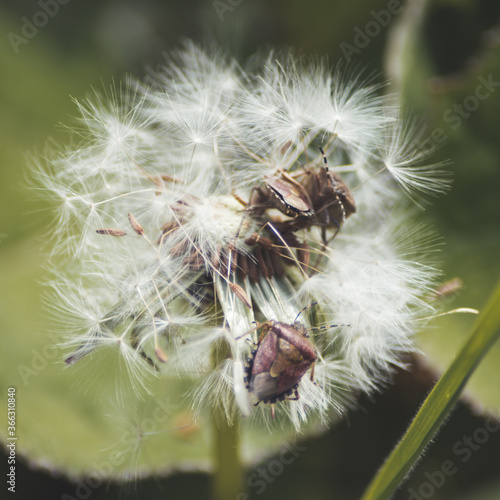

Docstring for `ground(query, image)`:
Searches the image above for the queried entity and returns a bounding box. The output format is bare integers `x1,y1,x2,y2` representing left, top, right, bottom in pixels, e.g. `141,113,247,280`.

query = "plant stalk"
211,337,244,500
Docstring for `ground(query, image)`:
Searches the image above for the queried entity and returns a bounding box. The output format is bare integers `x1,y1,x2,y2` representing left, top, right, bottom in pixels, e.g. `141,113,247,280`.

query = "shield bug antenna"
294,301,319,322
292,301,349,334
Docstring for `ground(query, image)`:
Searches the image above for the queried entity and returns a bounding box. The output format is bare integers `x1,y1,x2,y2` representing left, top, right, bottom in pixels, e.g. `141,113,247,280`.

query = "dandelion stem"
211,338,243,500
212,412,242,500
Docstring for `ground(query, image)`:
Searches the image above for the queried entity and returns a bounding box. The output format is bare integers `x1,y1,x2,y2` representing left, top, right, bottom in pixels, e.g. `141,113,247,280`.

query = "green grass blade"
361,278,500,500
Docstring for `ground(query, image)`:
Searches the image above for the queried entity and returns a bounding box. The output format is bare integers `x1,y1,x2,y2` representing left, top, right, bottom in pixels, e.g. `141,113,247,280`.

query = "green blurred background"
1,0,500,499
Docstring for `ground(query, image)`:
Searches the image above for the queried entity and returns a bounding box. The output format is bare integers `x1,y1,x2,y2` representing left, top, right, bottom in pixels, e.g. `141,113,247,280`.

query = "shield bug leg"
232,192,249,208
248,185,275,217
244,232,281,254
319,147,356,211
309,360,316,382
284,388,300,401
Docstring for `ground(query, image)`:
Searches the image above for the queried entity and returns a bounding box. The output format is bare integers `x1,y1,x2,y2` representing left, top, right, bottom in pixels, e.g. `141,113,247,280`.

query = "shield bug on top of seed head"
250,169,314,219
300,147,356,240
244,308,318,407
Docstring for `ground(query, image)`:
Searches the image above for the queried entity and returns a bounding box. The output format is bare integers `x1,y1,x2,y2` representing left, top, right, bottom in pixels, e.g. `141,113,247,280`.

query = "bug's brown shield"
246,320,317,404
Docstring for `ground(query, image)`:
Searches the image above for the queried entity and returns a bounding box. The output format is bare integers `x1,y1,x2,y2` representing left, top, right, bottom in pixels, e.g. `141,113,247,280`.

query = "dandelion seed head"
36,43,446,430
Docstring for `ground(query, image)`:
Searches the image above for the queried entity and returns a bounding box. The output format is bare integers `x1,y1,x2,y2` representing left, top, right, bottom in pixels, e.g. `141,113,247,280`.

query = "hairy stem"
361,278,500,500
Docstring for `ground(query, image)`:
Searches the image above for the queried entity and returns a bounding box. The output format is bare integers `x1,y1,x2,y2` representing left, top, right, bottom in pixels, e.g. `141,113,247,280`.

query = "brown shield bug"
300,147,356,241
247,150,355,245
244,312,317,406
250,169,314,219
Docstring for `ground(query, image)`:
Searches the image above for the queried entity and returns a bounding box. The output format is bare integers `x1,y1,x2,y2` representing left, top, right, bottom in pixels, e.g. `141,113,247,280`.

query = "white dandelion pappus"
35,43,448,430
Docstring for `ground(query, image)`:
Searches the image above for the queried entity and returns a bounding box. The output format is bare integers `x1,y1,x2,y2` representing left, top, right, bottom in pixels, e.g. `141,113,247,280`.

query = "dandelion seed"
96,228,127,236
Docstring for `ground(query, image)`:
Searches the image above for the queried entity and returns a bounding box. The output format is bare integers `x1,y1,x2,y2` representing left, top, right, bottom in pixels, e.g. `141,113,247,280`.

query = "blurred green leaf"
383,0,500,416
